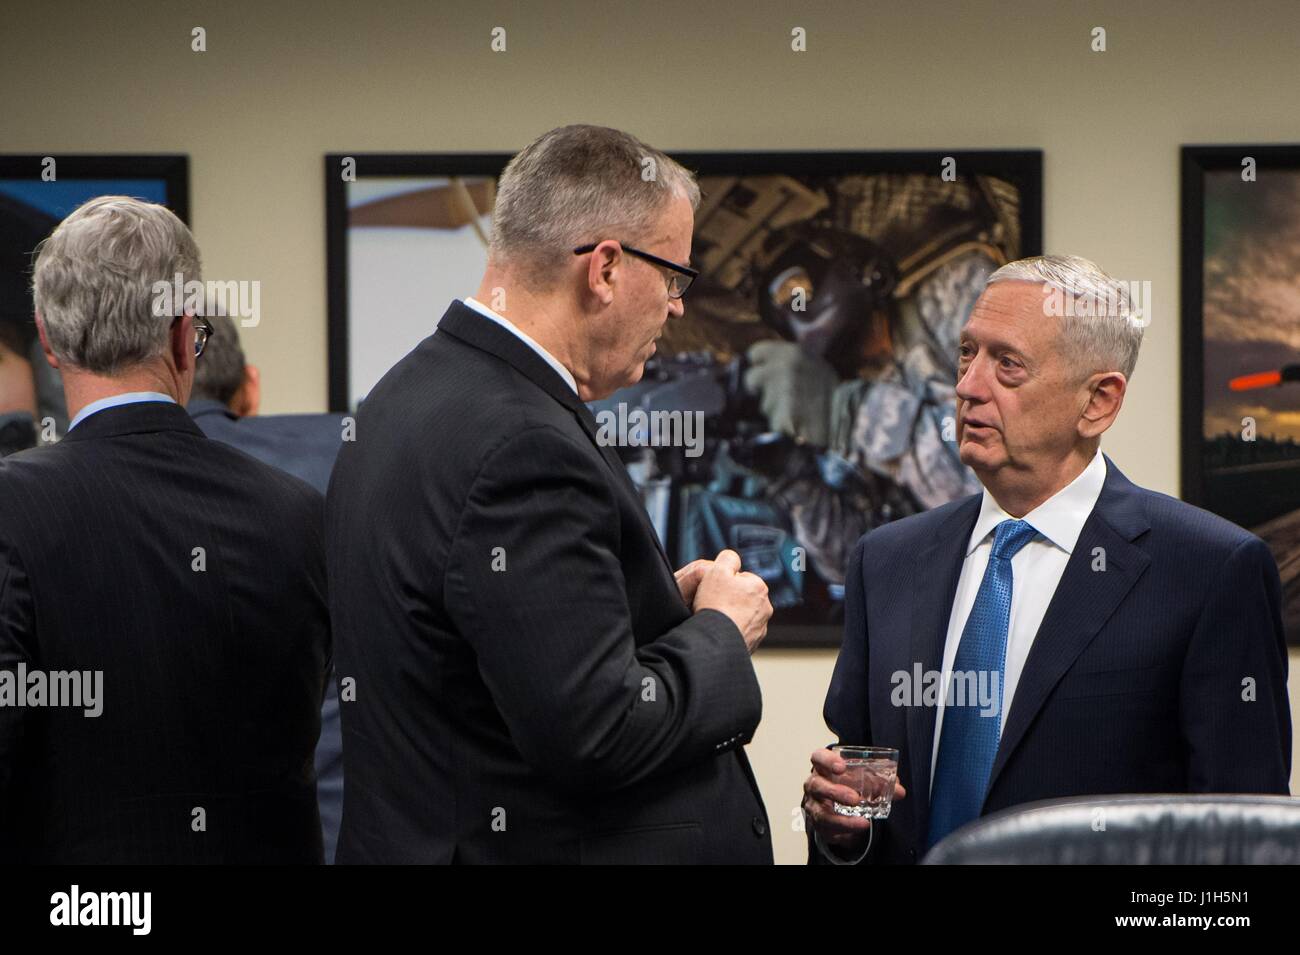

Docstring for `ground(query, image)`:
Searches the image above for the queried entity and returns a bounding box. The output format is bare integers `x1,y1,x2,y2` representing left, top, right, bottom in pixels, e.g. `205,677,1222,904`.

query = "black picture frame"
1180,144,1300,500
0,154,190,222
325,149,1042,647
1181,144,1300,646
324,152,509,413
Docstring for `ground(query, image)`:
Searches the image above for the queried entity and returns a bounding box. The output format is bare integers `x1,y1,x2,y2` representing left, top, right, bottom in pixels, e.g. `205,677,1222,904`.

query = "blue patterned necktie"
926,518,1039,849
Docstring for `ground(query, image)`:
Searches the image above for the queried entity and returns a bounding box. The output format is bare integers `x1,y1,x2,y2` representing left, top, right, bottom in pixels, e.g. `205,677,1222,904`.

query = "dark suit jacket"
326,300,772,864
188,398,346,863
0,401,331,863
818,455,1292,864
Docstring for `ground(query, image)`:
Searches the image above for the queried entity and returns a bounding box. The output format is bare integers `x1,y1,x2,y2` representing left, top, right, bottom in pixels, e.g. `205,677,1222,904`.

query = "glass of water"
829,745,899,818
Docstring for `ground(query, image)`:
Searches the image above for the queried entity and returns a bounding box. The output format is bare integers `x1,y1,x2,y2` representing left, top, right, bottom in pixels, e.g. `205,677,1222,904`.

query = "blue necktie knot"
991,518,1037,561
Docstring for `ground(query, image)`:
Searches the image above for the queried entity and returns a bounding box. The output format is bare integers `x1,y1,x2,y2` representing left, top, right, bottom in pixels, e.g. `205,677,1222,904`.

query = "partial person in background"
0,318,37,455
188,315,347,494
186,313,346,863
0,193,66,452
0,196,330,863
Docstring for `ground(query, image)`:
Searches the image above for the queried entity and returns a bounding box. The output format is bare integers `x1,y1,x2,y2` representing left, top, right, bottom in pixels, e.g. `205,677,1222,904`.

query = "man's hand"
673,559,713,607
802,747,907,854
692,549,772,653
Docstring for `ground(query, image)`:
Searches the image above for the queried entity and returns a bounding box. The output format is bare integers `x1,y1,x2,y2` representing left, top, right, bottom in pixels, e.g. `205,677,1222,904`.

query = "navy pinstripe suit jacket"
0,402,330,863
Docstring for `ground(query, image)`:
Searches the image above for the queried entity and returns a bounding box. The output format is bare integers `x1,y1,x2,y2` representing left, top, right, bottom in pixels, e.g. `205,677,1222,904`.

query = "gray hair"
191,314,246,406
32,195,201,375
986,254,1143,381
489,124,700,287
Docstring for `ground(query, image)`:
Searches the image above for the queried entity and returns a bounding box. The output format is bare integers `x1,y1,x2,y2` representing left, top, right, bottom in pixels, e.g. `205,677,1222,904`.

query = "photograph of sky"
1203,169,1300,442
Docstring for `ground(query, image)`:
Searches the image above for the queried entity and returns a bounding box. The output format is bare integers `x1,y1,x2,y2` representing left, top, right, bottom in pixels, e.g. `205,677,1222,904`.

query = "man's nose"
955,357,989,403
668,295,685,319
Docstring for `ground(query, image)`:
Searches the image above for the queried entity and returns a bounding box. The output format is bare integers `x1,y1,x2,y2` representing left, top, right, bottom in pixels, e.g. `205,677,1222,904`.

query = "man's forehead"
963,281,1052,344
650,199,694,260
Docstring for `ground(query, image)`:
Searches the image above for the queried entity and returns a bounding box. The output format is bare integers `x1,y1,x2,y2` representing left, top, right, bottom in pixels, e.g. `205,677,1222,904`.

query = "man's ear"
232,363,261,418
586,240,622,306
34,312,59,369
1078,370,1127,439
170,314,194,375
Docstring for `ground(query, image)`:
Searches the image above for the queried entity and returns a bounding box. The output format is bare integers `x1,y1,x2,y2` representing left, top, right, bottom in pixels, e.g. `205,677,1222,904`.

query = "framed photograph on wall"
0,154,189,442
326,149,1042,645
1182,144,1300,646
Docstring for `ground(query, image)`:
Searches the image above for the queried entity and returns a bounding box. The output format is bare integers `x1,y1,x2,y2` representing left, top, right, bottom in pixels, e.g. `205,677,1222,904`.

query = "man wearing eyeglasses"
0,196,331,863
327,124,774,864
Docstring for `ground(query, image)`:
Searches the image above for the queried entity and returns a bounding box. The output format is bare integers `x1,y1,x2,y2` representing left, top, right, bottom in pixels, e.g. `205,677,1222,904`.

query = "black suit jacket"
326,301,772,864
188,397,347,863
816,455,1292,864
0,401,330,863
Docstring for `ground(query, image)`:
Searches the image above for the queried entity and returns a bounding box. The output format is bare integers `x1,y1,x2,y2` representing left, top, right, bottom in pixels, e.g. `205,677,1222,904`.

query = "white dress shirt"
929,449,1107,795
460,297,578,396
68,391,177,430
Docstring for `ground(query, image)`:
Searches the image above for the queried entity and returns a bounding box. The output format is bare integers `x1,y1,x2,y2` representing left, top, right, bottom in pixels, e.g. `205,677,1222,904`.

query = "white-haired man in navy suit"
803,255,1291,865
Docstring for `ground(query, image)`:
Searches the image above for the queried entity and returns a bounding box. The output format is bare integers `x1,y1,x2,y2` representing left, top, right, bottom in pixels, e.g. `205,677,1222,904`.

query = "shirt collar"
461,296,579,396
68,392,177,431
966,449,1107,556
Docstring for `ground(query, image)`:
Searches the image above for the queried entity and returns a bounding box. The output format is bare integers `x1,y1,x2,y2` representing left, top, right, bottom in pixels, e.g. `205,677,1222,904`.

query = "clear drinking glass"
829,745,899,818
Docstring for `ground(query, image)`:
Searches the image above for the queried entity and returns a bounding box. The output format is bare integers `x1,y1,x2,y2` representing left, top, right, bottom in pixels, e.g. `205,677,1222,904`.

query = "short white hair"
32,195,201,375
489,124,700,288
986,254,1143,380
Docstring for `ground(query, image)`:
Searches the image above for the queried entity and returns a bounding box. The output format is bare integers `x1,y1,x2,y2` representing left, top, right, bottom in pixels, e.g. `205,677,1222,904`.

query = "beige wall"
5,0,1298,863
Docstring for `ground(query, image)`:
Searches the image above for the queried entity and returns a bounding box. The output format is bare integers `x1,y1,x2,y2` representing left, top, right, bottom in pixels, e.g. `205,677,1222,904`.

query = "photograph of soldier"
588,161,1039,632
332,154,1040,638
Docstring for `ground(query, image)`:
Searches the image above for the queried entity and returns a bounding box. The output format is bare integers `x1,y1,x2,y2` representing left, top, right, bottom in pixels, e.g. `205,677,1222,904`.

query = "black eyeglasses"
172,315,214,358
573,242,699,299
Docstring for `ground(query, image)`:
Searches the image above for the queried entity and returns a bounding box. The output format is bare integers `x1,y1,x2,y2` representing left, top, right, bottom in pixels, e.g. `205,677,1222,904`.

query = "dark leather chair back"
923,795,1300,864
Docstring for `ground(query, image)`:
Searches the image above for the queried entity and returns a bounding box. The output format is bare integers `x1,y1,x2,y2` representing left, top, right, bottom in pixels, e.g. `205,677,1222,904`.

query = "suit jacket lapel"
907,494,980,847
982,456,1152,804
436,301,675,573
